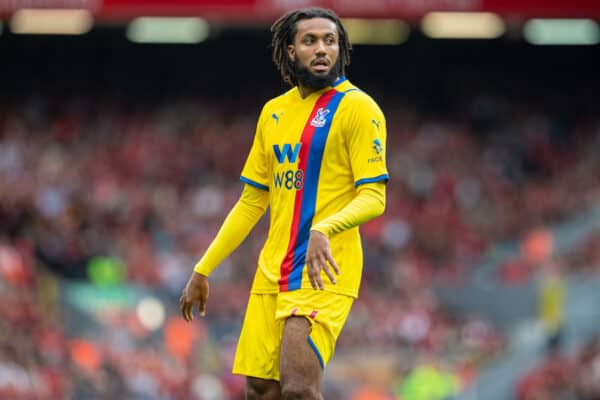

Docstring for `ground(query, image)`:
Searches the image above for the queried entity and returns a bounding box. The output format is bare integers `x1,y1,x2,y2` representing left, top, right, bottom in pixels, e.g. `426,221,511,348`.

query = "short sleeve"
344,94,389,187
240,106,270,191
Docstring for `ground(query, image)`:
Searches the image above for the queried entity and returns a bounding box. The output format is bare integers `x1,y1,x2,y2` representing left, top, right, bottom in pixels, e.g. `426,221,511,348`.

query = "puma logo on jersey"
272,112,283,124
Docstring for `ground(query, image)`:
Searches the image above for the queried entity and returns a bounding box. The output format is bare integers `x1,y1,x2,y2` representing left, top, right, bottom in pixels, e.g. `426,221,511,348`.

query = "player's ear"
287,45,295,62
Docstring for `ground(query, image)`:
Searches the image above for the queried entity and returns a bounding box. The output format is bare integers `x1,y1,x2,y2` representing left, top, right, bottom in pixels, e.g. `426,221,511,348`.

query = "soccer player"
180,7,389,400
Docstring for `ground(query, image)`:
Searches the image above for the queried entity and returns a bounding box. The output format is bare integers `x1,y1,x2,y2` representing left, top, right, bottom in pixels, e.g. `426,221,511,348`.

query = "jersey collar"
332,76,347,87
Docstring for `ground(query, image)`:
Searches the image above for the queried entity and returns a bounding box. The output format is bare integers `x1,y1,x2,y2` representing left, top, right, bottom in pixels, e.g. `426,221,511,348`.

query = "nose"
315,39,327,55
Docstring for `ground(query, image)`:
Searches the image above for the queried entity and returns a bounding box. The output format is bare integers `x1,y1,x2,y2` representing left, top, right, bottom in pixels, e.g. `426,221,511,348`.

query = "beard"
294,55,341,90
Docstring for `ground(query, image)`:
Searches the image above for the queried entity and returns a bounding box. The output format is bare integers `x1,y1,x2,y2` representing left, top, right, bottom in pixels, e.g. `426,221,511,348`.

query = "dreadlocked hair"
270,7,352,87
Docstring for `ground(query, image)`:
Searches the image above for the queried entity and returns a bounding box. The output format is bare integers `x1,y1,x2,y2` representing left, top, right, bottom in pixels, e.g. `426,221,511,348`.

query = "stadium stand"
1,18,600,400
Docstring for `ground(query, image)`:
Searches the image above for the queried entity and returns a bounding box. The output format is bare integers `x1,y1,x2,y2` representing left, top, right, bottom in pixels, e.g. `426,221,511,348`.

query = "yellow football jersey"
240,77,388,298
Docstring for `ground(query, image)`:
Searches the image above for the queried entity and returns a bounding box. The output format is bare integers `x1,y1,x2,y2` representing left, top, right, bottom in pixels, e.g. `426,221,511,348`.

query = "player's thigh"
276,289,354,368
246,376,281,400
279,316,322,394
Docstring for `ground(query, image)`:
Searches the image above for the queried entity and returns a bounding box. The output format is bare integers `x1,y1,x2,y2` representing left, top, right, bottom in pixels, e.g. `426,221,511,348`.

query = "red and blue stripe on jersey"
278,88,346,291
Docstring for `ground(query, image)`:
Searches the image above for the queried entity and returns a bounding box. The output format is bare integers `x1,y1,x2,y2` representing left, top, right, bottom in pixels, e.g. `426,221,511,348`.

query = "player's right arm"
181,103,272,321
180,184,269,321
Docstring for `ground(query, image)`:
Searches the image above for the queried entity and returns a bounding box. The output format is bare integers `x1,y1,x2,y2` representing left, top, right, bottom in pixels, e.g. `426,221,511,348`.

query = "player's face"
288,17,341,89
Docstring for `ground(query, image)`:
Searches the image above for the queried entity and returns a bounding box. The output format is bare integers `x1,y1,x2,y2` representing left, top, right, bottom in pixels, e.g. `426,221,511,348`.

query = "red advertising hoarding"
1,0,599,21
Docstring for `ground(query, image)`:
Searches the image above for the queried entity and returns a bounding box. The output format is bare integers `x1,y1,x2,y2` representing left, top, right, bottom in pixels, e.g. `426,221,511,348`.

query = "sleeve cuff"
310,225,331,238
193,261,214,276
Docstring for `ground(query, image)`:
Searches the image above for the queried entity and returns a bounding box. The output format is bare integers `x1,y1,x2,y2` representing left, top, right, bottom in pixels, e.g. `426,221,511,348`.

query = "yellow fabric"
539,275,565,333
310,182,385,238
232,289,354,380
193,185,269,276
232,293,282,380
241,78,388,298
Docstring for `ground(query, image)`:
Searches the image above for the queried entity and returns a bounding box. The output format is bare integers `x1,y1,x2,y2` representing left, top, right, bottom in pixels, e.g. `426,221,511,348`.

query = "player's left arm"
305,94,388,290
310,181,386,237
306,182,385,289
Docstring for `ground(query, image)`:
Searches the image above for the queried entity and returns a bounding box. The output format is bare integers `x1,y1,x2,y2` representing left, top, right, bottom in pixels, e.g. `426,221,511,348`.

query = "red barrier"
1,0,599,21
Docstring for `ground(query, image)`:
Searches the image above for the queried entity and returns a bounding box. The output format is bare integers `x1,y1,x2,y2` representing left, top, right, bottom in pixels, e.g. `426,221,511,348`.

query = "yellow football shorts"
232,289,354,381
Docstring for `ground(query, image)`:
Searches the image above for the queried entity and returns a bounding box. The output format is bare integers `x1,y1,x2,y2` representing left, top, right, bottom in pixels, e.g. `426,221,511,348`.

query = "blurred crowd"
1,81,599,399
517,335,600,400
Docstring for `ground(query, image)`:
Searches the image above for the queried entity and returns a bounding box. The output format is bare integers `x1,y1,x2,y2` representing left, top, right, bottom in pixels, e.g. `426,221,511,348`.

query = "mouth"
311,59,330,73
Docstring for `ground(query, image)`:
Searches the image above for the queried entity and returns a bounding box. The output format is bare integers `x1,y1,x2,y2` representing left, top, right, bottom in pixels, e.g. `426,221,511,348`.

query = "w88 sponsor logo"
274,169,304,190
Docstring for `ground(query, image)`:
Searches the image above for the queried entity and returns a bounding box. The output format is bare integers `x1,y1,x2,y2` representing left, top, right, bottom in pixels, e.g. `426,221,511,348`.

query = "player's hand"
179,272,209,321
306,230,340,290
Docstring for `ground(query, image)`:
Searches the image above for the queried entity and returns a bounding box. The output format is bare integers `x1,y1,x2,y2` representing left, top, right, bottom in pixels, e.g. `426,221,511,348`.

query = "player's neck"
297,85,318,99
297,76,340,99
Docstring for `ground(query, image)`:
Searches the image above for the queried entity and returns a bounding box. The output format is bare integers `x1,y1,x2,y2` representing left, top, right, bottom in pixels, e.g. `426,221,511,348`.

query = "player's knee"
280,382,319,400
246,377,280,400
246,386,277,400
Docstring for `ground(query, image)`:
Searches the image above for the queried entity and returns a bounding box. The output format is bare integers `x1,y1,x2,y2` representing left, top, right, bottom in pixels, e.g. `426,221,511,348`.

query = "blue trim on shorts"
240,176,269,191
307,336,324,370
